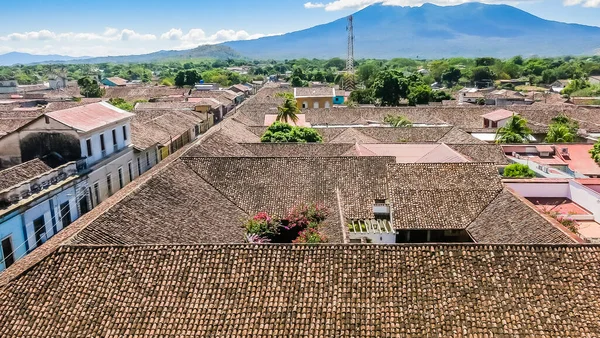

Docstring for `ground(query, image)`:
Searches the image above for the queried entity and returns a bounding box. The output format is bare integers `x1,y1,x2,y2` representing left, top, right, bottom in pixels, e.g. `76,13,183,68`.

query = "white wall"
134,147,159,177
349,233,396,243
569,181,600,221
87,148,135,206
80,122,131,166
505,182,570,198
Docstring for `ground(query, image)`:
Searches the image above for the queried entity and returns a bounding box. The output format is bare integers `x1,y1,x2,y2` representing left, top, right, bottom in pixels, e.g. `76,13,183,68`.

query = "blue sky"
1,0,599,56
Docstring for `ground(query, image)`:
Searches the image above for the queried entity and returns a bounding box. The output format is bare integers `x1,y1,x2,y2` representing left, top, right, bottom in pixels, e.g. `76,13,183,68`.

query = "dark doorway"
33,216,46,247
60,202,72,228
1,237,14,268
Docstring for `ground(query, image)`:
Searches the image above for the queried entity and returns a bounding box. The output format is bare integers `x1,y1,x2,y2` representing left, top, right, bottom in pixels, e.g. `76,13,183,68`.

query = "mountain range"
1,3,599,65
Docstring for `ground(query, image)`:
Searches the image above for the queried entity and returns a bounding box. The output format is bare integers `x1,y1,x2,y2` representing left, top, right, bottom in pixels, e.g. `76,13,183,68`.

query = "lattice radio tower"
344,15,356,91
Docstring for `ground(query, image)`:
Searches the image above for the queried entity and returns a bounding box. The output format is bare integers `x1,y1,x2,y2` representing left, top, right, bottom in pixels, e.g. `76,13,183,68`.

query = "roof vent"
561,147,570,158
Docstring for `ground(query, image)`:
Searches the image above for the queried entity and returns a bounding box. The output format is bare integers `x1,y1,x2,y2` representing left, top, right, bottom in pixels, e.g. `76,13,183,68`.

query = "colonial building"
294,87,336,109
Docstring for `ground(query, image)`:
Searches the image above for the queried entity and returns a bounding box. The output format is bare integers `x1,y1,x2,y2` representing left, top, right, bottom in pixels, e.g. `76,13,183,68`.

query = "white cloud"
563,0,600,7
0,27,277,57
304,2,326,8
303,0,556,10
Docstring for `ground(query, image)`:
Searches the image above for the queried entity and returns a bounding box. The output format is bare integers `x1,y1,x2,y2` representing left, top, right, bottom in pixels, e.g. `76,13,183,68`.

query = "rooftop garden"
503,163,536,178
244,203,330,244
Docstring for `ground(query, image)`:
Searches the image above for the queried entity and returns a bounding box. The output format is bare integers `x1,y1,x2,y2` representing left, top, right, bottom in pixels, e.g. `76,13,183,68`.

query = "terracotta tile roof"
186,97,222,109
0,159,51,191
467,189,576,243
2,244,600,337
104,87,189,101
71,160,248,245
294,87,335,98
183,156,393,225
130,109,203,149
448,144,510,165
481,109,516,121
134,101,199,110
0,117,36,136
184,132,256,157
43,98,103,112
437,127,485,144
388,163,503,230
46,102,134,132
240,143,356,157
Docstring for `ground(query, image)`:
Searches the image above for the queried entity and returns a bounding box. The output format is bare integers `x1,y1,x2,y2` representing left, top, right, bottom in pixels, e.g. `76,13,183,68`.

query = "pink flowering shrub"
244,204,330,244
293,228,328,244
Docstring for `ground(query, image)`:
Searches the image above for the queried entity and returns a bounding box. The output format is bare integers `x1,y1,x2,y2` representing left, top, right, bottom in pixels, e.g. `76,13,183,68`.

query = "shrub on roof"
590,139,600,164
503,163,536,178
293,228,328,244
383,114,412,127
260,121,323,143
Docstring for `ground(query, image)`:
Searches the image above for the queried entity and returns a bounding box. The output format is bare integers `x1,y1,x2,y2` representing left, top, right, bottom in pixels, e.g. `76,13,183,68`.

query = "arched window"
302,101,308,109
324,101,330,108
313,101,319,108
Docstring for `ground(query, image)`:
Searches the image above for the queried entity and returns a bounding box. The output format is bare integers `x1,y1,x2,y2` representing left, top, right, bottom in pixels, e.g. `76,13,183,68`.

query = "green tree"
503,163,536,178
471,66,496,82
562,78,590,96
290,76,306,87
108,97,134,111
441,67,461,86
174,71,186,87
372,69,409,106
590,139,600,164
348,88,375,104
276,93,300,124
357,61,381,87
384,115,412,127
407,84,432,106
495,115,532,144
78,77,105,98
545,123,575,143
260,122,323,143
430,90,452,102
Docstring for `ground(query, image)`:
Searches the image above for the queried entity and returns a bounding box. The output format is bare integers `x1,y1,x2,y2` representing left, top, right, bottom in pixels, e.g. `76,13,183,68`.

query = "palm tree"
384,114,412,127
545,123,575,143
276,96,300,124
495,115,532,144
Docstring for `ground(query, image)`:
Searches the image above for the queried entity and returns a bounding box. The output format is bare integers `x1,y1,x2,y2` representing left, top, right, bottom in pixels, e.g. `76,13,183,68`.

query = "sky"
1,0,599,57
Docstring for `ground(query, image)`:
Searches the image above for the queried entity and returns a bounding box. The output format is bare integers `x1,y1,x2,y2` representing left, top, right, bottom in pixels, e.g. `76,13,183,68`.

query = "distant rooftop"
46,102,134,133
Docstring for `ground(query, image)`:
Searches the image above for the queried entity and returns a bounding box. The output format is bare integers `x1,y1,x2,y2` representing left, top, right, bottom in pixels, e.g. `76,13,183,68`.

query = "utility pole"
345,15,356,91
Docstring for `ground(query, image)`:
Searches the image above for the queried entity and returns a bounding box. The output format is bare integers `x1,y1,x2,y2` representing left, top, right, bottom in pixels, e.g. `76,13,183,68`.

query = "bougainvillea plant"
284,203,330,230
293,228,328,244
243,212,280,238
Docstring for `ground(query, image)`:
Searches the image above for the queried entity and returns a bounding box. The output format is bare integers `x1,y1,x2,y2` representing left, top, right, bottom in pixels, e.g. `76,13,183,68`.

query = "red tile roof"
45,102,134,132
481,109,516,121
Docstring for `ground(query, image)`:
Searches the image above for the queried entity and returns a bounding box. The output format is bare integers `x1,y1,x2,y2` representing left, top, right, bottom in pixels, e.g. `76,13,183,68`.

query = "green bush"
261,121,323,143
503,163,536,178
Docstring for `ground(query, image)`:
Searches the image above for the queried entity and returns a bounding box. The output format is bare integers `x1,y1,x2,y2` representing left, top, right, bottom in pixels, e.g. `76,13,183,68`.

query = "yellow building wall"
159,146,169,160
296,97,334,110
194,105,211,113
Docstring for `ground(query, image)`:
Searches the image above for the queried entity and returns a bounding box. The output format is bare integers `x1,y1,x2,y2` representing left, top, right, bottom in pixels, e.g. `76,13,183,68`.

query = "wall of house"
80,122,131,166
0,211,26,271
349,232,396,243
569,181,600,221
333,96,345,105
296,97,334,110
133,146,159,178
87,148,135,207
0,132,22,168
505,182,570,198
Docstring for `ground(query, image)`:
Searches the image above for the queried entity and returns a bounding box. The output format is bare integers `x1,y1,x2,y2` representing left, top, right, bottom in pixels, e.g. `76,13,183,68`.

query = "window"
100,134,106,155
146,152,150,166
33,216,45,248
154,149,158,165
123,125,128,140
60,201,72,228
112,129,118,151
93,182,100,205
106,174,113,196
302,101,308,109
137,158,142,175
313,101,319,108
325,101,330,108
118,167,124,189
86,138,93,157
1,236,14,268
128,161,134,182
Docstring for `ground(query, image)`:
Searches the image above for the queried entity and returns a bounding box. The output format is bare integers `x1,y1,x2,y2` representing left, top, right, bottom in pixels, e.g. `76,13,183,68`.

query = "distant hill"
0,45,242,66
222,3,600,59
65,45,243,64
0,52,87,66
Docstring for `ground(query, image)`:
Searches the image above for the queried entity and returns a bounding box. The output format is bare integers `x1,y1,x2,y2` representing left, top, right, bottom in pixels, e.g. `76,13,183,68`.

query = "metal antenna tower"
345,15,356,91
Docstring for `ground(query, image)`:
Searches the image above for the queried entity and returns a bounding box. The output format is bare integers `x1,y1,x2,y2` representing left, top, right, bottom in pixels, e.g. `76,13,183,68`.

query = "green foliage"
384,115,412,127
407,83,432,105
160,78,174,86
495,115,532,144
174,70,201,87
260,122,323,143
275,92,300,124
503,163,536,178
349,88,375,104
441,66,461,86
293,228,328,244
545,113,578,143
590,139,600,164
77,77,105,98
562,78,590,96
471,66,496,82
430,90,452,102
108,97,134,111
372,69,409,106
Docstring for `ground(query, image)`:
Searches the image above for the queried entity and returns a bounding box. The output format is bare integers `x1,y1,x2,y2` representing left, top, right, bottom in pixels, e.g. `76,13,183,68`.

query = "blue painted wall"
101,79,118,87
334,96,345,104
0,211,26,272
